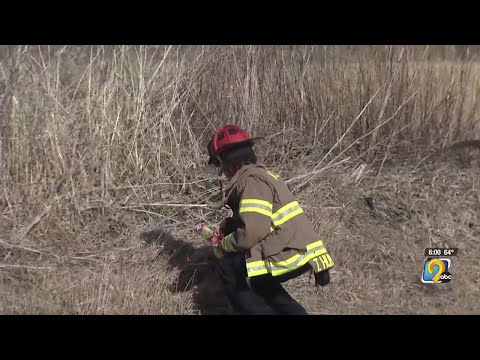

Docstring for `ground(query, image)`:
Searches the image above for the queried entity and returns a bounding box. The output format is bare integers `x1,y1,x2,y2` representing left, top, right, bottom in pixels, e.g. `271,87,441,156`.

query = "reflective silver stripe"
247,264,267,273
239,203,272,213
271,244,325,272
246,242,328,277
239,199,273,218
271,202,303,227
272,204,301,222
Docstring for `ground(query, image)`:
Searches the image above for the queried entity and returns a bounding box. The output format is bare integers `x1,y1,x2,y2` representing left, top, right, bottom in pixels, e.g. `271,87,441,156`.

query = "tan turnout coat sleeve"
229,175,274,251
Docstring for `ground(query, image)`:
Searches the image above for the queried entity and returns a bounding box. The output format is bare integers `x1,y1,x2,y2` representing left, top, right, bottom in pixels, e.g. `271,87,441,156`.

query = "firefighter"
206,125,334,315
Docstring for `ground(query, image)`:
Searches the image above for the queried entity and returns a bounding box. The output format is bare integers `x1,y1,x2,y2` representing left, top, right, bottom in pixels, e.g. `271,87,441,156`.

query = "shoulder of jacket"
240,165,271,181
248,165,282,182
237,167,281,194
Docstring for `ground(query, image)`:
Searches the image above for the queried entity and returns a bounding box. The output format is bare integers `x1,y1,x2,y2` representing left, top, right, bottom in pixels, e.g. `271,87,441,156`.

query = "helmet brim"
207,137,263,166
222,137,264,151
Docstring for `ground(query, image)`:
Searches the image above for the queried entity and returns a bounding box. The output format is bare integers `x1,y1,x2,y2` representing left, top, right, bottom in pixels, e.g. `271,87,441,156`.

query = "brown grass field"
0,45,479,314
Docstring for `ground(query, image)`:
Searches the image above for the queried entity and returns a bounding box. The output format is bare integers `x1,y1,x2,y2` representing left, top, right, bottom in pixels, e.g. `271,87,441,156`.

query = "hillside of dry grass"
1,45,479,314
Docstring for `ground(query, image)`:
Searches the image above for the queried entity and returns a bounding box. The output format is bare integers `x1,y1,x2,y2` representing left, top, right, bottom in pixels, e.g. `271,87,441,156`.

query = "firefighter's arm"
220,176,273,253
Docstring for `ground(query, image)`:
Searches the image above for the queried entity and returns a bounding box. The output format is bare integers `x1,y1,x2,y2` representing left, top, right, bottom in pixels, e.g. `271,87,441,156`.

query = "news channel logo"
421,258,452,283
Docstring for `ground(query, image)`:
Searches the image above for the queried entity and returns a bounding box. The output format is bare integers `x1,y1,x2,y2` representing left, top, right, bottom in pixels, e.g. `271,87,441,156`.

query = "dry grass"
1,45,479,314
287,157,480,314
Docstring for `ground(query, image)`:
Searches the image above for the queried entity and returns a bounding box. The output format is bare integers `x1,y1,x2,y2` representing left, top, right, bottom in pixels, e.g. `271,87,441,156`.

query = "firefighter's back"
245,166,321,256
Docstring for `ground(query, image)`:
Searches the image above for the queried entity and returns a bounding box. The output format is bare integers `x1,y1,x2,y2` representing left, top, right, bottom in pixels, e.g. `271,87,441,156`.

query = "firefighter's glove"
213,247,224,259
218,233,238,253
314,269,330,287
211,234,237,259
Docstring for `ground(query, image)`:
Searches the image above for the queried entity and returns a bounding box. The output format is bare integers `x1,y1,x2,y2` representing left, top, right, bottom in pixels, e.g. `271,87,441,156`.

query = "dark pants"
215,252,310,315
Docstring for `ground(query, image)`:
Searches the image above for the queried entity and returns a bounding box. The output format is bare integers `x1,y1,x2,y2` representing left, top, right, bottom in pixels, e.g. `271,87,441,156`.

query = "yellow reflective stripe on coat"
312,253,334,272
271,201,304,227
239,199,273,218
245,240,332,277
267,171,280,180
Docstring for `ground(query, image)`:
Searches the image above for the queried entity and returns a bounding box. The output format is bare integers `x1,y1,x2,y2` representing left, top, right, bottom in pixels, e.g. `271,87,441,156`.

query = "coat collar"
215,164,258,209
